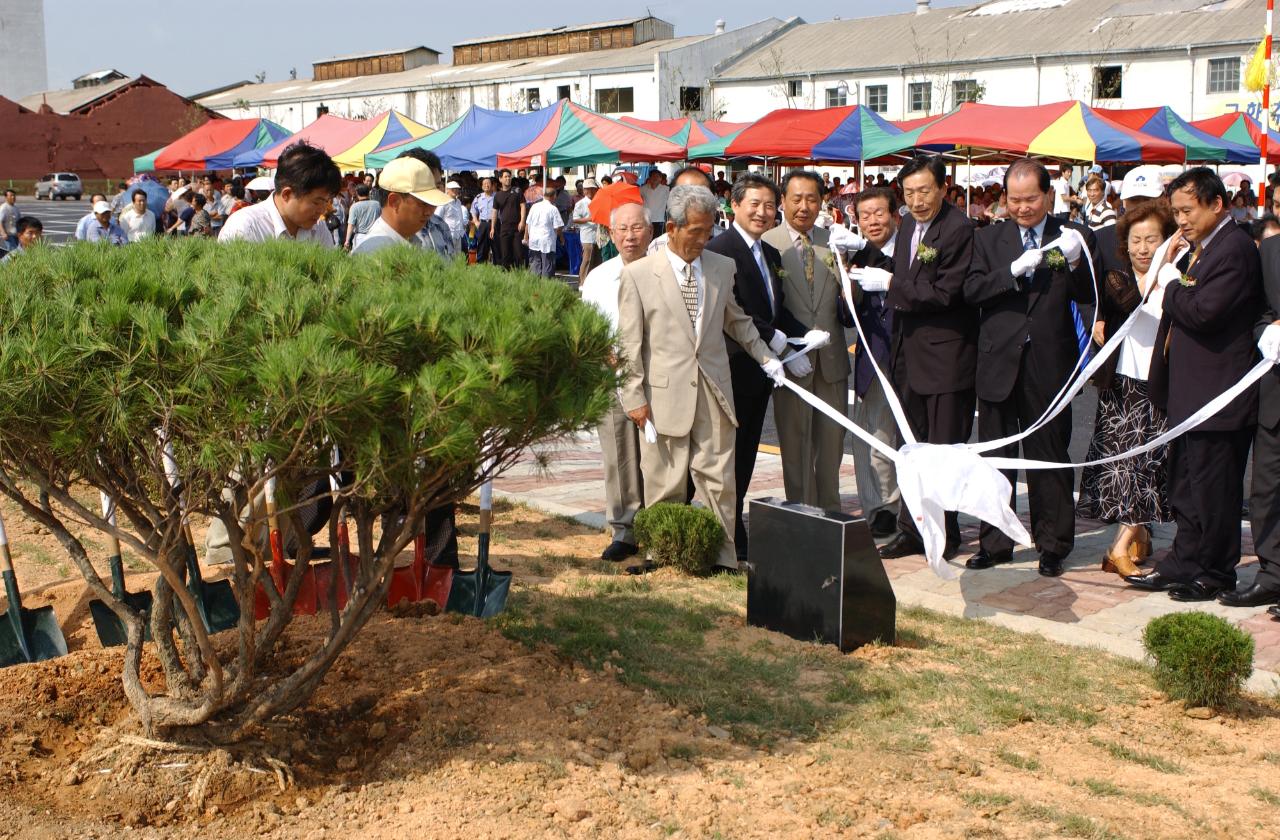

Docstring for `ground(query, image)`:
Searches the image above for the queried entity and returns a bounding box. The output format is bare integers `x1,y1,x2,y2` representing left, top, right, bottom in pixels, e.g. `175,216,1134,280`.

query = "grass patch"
995,748,1041,771
1019,802,1125,839
14,541,56,566
1082,778,1123,797
962,791,1014,808
1251,786,1280,806
1089,737,1183,774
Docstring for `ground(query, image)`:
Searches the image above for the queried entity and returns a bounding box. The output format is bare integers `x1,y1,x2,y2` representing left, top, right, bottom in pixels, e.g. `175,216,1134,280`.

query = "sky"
42,0,974,97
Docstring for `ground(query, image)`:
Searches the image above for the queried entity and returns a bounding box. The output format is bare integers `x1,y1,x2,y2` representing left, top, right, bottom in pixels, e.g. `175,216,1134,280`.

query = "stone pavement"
491,432,1280,695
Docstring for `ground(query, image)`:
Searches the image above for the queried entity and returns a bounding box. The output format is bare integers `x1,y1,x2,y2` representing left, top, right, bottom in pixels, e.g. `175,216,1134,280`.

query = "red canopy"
243,113,375,168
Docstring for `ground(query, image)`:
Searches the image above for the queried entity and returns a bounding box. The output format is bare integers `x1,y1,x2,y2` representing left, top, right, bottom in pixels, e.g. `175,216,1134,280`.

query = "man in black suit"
878,155,977,561
1222,235,1280,607
703,173,809,566
964,159,1098,577
1128,168,1265,601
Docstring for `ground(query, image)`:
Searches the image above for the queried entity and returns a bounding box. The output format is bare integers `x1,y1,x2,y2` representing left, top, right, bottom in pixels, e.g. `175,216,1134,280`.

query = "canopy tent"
497,100,686,168
153,118,291,171
1191,112,1280,164
619,117,750,151
864,101,1185,163
132,145,166,173
687,105,906,163
1093,106,1259,164
329,111,433,172
234,113,373,169
365,105,559,170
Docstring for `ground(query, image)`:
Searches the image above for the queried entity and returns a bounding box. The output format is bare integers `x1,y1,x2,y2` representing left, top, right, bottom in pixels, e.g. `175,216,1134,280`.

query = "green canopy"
132,146,166,173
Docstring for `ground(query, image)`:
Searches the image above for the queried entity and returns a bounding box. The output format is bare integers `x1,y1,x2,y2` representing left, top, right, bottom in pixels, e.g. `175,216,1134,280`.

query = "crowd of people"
6,141,1280,615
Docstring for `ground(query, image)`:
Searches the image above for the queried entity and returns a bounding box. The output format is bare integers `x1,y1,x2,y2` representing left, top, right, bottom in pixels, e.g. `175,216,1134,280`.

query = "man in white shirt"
220,142,341,245
352,157,452,255
0,190,19,251
639,170,670,240
119,189,156,242
1050,167,1074,217
579,200,650,562
523,184,564,278
571,178,599,283
437,180,468,255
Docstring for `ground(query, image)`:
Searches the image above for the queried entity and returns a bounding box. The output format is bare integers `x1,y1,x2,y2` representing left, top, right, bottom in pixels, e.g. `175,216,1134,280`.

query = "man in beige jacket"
618,185,785,571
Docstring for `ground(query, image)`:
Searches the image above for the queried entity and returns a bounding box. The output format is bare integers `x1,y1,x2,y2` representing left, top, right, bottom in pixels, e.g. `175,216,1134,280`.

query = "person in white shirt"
437,180,468,254
219,142,341,245
523,185,564,278
639,170,670,239
118,189,157,242
0,190,19,251
74,193,108,240
1050,167,1074,217
579,201,651,561
352,157,453,255
571,178,599,283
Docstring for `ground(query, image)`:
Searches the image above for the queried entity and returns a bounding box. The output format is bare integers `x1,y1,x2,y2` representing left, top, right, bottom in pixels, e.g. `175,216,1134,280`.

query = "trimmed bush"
1142,612,1254,708
633,502,724,575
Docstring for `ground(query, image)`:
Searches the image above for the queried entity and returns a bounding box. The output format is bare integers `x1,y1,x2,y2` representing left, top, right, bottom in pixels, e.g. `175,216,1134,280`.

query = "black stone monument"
745,497,895,652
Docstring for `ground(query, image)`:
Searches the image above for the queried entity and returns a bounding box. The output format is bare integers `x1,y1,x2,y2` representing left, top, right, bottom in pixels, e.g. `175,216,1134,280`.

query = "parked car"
35,173,83,201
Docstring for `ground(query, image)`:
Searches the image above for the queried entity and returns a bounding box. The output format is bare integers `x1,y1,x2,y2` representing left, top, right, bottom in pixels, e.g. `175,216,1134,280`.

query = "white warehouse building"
712,0,1266,126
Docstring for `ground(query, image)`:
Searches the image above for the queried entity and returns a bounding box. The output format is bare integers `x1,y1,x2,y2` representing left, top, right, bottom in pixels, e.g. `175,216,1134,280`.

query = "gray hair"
666,185,718,227
609,202,650,227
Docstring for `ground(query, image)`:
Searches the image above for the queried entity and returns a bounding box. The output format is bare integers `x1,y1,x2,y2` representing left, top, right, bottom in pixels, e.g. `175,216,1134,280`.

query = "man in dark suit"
878,155,977,561
1128,168,1265,601
704,173,808,565
964,158,1098,577
1223,235,1280,607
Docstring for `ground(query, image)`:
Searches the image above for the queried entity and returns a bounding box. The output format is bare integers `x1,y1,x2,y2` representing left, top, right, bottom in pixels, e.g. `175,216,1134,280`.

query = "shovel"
162,439,240,634
0,507,68,667
446,477,511,618
88,491,153,647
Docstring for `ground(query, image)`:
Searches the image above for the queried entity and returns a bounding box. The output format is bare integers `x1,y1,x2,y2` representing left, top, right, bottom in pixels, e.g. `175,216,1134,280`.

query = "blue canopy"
366,104,560,170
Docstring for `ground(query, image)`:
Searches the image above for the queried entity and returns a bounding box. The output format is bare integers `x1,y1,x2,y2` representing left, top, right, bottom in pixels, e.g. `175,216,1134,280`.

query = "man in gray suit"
618,186,786,571
763,171,851,510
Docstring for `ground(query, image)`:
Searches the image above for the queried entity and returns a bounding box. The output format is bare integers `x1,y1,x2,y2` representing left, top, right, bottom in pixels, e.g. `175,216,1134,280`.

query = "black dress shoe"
601,540,639,562
624,561,657,576
943,541,961,561
1269,604,1280,620
1170,581,1225,602
869,510,898,538
1218,582,1280,608
879,532,924,559
1038,552,1065,578
1123,570,1186,592
966,549,1012,570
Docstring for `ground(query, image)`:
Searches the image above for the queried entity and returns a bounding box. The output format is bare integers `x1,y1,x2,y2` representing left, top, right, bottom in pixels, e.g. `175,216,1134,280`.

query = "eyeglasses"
611,224,650,234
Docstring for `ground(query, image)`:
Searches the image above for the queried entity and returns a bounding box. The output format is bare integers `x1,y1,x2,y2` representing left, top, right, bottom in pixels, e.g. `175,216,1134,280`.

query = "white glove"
801,329,831,350
1059,228,1084,265
1010,249,1043,279
767,330,788,355
785,354,813,378
1260,324,1280,365
850,266,892,293
762,358,787,388
643,419,658,444
828,224,867,254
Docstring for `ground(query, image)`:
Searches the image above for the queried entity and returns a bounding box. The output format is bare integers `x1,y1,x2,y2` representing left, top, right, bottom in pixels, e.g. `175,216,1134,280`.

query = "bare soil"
0,495,1279,839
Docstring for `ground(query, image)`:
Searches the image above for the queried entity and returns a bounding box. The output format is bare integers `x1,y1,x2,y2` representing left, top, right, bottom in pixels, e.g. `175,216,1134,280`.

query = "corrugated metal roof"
452,17,655,47
716,0,1258,80
317,46,440,63
19,75,139,114
198,34,714,107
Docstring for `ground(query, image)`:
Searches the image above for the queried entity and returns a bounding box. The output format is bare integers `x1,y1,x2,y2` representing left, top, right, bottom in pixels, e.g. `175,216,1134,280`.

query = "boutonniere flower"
1178,273,1197,288
821,250,837,272
1044,249,1068,272
916,243,939,265
775,266,789,282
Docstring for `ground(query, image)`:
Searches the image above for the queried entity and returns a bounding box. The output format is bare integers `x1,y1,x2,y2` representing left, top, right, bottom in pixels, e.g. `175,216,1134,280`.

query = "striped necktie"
680,263,699,328
799,231,815,286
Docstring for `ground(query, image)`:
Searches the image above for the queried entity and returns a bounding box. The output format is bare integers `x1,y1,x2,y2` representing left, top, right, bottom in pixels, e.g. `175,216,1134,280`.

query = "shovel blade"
88,589,154,648
445,568,511,618
200,579,241,634
0,604,67,668
422,564,454,612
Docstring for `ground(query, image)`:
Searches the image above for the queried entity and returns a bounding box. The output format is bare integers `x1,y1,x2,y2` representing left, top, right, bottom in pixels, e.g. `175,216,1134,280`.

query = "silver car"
35,172,83,201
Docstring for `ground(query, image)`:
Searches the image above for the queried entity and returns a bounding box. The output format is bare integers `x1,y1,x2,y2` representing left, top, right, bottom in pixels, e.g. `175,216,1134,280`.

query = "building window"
908,82,931,113
595,87,634,114
680,86,703,112
952,79,981,105
787,79,803,98
865,84,888,113
1093,65,1123,99
1208,57,1240,94
523,87,541,110
557,84,571,102
825,87,847,108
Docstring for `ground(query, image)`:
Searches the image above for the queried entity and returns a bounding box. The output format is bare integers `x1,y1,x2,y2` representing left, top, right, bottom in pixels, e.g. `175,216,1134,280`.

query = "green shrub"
1142,612,1254,708
633,502,724,575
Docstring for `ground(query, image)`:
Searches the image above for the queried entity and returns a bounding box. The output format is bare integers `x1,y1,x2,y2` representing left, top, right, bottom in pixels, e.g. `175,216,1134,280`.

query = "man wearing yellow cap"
353,157,455,255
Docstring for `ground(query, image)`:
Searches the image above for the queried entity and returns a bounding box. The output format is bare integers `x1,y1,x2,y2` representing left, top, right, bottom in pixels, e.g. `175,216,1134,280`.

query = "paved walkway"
492,432,1280,695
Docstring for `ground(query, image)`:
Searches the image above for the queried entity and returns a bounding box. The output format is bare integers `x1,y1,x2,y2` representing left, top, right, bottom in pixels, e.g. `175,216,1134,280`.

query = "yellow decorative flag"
1246,36,1272,93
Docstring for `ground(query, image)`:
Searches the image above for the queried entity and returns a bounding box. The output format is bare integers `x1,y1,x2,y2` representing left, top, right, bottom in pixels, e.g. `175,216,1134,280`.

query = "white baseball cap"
1120,165,1164,200
246,176,275,191
92,200,112,214
378,158,453,206
445,180,461,190
583,178,599,189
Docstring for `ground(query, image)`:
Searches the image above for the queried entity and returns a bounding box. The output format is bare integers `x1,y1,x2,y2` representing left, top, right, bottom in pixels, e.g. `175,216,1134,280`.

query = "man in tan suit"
763,171,853,511
618,185,786,571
